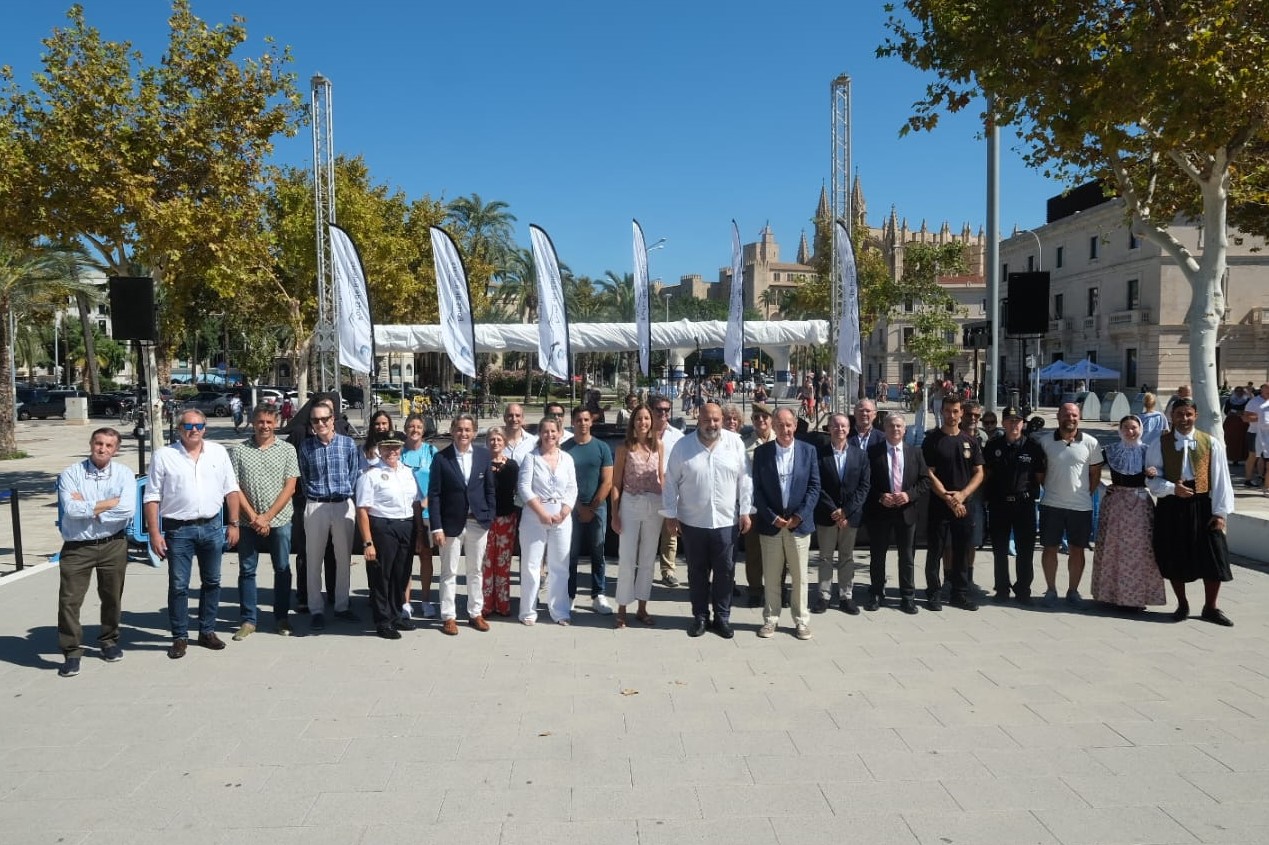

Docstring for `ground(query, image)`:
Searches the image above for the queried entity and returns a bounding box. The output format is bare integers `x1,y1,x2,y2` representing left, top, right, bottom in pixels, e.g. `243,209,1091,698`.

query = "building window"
1054,294,1064,319
1089,236,1099,260
1086,350,1098,364
1125,348,1138,387
772,272,781,281
1087,287,1099,316
98,320,107,333
1126,278,1140,309
903,297,914,312
98,304,108,315
1002,263,1009,280
946,300,955,312
1129,231,1139,250
902,327,914,349
944,329,955,344
1055,246,1064,268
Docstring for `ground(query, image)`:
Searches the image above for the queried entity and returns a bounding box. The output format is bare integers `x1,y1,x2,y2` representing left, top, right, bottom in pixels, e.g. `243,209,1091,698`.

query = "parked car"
15,388,88,420
181,391,234,417
340,383,381,409
88,393,134,418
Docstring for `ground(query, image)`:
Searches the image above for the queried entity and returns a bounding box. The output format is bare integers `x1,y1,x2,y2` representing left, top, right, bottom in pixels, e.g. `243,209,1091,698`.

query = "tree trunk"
0,293,17,456
1185,177,1229,440
75,291,101,393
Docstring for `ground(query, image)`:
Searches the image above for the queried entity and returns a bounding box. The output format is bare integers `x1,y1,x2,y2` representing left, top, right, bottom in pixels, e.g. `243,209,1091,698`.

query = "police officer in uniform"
983,406,1047,604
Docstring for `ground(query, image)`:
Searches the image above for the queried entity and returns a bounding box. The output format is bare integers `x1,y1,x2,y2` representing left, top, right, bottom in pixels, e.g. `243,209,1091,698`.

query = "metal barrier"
7,488,24,572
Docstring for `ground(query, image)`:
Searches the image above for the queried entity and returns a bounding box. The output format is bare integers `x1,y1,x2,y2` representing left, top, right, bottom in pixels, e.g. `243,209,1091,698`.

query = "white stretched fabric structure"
374,319,829,354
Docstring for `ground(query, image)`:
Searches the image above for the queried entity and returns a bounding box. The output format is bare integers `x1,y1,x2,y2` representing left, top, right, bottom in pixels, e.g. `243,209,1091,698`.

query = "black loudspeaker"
1006,271,1050,335
107,277,157,342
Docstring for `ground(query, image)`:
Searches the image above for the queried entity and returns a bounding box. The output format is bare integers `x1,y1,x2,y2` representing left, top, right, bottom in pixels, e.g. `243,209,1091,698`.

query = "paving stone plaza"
2,413,1269,845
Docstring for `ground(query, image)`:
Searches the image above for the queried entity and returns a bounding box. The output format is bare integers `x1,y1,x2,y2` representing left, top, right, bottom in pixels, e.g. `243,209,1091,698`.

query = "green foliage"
895,242,967,379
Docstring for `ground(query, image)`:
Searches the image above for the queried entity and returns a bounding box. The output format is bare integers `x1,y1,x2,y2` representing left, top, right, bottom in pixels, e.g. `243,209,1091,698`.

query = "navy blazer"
863,440,930,527
752,439,821,536
428,445,496,536
847,425,886,453
814,443,871,528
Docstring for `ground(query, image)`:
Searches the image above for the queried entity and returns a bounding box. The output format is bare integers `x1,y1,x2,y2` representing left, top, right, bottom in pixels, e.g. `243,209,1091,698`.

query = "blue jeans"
568,503,607,598
237,523,292,624
166,518,225,639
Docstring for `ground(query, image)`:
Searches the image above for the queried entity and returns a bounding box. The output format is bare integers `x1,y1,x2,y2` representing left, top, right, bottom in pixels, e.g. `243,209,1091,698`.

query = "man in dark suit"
863,413,930,614
849,399,887,452
429,414,497,635
753,408,822,640
812,413,871,614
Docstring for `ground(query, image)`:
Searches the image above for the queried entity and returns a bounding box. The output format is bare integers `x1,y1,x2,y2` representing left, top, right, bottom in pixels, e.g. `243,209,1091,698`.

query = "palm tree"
0,240,84,456
759,286,781,318
599,271,635,321
445,193,517,272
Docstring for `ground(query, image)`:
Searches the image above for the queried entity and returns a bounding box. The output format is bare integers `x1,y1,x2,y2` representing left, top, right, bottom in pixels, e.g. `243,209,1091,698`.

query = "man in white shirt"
1242,382,1269,487
1036,403,1103,607
1147,398,1236,625
144,410,241,659
651,395,685,586
661,402,753,638
502,403,538,465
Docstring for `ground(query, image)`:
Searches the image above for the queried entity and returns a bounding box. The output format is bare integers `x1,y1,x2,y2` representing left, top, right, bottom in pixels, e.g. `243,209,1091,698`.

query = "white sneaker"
592,595,614,615
757,621,777,638
400,602,413,620
420,602,439,619
795,623,813,641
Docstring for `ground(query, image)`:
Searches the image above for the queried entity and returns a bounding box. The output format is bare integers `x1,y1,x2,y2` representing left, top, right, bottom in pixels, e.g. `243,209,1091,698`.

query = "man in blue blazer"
863,413,931,614
812,412,871,615
848,399,887,452
753,408,822,640
428,414,497,635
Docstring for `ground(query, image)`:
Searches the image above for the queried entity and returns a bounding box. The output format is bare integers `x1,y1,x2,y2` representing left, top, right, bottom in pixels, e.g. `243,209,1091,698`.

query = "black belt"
64,530,125,548
310,495,350,503
162,516,219,530
369,515,413,525
1000,493,1033,503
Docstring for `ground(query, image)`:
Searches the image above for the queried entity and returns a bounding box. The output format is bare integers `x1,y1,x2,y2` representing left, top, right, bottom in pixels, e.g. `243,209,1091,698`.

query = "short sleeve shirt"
983,435,1047,500
231,437,300,528
1246,395,1269,437
921,428,984,492
1038,430,1104,511
561,436,613,506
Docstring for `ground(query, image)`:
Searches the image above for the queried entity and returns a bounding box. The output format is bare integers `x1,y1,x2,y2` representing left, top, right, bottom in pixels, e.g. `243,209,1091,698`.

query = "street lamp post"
1017,229,1043,411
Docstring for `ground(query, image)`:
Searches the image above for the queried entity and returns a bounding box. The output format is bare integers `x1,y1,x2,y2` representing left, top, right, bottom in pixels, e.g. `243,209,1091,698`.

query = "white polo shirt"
1038,430,1103,512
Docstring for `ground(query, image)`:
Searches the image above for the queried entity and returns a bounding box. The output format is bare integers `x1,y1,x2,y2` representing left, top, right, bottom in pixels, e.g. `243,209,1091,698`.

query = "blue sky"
3,0,1068,286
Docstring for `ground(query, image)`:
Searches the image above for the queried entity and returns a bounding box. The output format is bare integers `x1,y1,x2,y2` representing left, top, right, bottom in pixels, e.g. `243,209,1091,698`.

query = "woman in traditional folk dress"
1091,416,1165,610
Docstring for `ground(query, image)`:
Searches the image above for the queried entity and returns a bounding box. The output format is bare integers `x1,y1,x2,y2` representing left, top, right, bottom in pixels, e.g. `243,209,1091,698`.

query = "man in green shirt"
231,404,301,637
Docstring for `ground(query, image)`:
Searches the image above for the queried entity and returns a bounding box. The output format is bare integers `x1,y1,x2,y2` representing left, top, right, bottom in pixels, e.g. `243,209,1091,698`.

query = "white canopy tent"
373,319,830,355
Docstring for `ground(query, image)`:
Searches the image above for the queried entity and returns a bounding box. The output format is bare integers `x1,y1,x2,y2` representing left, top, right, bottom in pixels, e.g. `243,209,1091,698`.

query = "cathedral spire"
816,183,831,222
797,229,811,265
851,173,865,226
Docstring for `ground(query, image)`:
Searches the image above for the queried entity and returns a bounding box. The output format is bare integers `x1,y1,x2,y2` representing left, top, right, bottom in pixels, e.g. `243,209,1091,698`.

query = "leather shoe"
376,625,402,640
197,632,226,650
167,638,188,659
899,598,919,615
1200,606,1233,627
713,619,734,639
840,597,860,616
864,595,881,612
949,595,979,612
441,618,459,636
469,615,490,632
927,592,943,612
392,617,416,631
810,596,827,614
687,618,709,638
1172,603,1190,622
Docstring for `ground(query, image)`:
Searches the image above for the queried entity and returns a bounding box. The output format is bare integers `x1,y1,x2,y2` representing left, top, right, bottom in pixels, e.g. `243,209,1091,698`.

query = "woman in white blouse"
517,417,578,625
354,434,422,640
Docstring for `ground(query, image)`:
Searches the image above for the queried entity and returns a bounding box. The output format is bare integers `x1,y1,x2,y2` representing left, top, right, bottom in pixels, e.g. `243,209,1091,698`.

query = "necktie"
890,446,902,494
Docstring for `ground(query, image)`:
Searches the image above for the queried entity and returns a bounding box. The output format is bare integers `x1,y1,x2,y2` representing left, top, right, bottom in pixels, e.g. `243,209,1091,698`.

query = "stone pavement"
2,416,1269,844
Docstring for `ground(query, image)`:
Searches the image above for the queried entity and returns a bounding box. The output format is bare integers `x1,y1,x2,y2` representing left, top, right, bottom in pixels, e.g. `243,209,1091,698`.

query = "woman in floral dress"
481,426,519,617
1092,415,1166,609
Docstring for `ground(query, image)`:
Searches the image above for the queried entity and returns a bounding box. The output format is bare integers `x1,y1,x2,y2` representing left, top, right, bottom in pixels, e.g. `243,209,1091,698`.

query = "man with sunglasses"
144,410,241,659
650,395,684,586
297,399,362,631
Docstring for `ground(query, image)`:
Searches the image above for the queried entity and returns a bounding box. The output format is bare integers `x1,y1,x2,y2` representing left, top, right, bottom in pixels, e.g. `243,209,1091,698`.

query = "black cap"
1001,406,1024,420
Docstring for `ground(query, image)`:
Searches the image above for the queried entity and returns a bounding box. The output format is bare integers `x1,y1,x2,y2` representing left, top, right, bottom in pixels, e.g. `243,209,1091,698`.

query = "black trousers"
990,498,1037,597
681,524,737,623
867,515,916,599
926,503,974,598
366,516,414,626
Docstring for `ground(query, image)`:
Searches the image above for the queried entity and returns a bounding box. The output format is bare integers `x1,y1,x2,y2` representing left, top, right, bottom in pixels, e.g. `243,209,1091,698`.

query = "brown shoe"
441,618,459,636
167,638,188,660
469,615,490,632
197,632,226,650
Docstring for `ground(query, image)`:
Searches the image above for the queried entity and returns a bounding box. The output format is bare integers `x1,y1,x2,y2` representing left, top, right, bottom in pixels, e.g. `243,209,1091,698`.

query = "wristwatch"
363,540,374,549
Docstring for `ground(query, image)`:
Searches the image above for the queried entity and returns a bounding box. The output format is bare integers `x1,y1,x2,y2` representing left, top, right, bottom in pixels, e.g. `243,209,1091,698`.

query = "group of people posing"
51,387,1236,678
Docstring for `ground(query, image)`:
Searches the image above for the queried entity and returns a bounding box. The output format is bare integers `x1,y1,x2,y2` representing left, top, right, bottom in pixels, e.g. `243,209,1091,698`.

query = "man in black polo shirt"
982,406,1047,604
922,394,984,611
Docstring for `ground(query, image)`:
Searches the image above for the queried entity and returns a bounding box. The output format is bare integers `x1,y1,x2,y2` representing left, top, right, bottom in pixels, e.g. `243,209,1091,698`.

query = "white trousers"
304,500,354,613
518,513,572,622
438,520,489,620
616,494,662,605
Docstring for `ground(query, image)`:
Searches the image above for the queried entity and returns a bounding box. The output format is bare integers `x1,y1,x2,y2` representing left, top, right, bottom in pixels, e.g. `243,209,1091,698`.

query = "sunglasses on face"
654,408,671,414
311,415,333,424
181,422,206,431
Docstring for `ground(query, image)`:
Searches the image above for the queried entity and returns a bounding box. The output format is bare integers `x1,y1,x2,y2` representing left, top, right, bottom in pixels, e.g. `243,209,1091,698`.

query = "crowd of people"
50,386,1241,677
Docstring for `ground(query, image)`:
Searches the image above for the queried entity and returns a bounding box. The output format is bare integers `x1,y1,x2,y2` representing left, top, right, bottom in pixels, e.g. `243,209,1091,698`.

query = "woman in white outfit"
516,418,578,625
610,405,664,628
